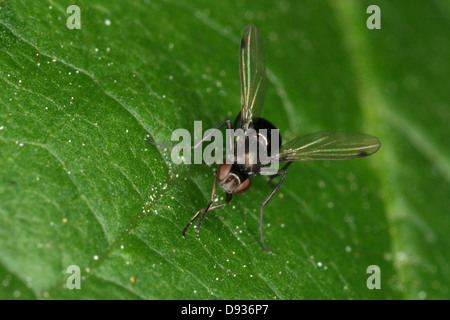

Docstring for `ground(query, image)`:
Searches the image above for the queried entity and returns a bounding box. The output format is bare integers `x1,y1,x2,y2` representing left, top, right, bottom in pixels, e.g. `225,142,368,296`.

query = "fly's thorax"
217,164,251,194
232,135,268,168
230,118,281,170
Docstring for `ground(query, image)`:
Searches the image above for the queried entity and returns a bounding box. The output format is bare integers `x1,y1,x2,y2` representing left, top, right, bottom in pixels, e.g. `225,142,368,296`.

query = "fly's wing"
274,131,381,162
239,24,266,130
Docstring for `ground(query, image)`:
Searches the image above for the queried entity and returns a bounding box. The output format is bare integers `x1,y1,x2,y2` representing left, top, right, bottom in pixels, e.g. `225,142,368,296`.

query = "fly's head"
217,164,251,194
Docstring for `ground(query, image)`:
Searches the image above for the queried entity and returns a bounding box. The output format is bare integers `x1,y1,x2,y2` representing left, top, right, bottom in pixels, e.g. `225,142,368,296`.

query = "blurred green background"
0,0,448,299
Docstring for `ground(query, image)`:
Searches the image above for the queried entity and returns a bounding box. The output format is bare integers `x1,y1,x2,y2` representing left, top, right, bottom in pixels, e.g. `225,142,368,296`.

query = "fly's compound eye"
217,164,232,184
232,177,251,194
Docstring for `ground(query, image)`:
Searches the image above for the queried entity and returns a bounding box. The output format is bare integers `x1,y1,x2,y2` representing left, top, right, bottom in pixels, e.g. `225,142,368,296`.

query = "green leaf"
0,0,449,300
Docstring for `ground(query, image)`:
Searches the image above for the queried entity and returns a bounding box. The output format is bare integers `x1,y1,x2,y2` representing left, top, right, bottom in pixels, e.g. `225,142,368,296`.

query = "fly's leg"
196,193,232,231
267,162,291,188
260,168,288,253
145,119,233,149
182,174,233,237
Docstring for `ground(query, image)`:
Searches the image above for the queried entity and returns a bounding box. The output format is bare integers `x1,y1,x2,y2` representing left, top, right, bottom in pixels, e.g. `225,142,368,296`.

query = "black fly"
146,24,381,253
